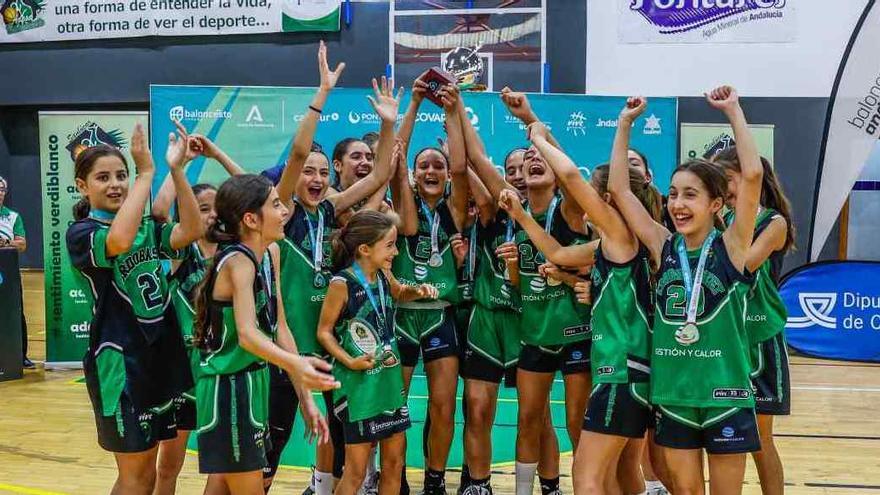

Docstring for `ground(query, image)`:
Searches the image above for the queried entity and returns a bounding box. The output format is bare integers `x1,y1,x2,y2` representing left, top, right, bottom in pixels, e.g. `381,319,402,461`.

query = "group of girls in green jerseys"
68,38,793,495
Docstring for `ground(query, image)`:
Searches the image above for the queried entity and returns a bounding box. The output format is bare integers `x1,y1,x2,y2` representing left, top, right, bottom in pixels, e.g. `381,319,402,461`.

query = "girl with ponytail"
65,122,203,493
316,209,437,495
715,147,794,495
192,173,338,494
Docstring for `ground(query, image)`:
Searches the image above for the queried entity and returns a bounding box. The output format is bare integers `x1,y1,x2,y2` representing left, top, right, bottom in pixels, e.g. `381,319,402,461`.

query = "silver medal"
675,322,700,346
429,252,443,267
313,271,326,289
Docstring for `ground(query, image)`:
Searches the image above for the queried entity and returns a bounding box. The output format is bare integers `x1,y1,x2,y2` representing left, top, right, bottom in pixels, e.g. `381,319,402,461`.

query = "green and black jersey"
473,210,520,312
67,216,192,415
652,233,754,409
198,244,278,376
392,194,461,305
515,196,591,346
279,199,337,356
331,269,406,422
724,209,788,344
589,244,653,383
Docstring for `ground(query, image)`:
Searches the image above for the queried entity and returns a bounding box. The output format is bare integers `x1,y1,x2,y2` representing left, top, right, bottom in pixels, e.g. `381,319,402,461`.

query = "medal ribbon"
420,199,444,260
352,262,392,349
297,199,324,272
467,221,478,281
676,230,717,325
526,196,559,234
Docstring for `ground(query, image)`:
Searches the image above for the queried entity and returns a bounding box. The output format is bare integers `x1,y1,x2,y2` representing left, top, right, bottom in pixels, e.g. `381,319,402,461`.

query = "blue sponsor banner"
781,261,880,362
149,85,678,191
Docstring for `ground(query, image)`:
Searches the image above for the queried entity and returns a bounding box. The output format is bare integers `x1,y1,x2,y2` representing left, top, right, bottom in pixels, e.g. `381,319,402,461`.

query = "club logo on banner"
619,0,796,43
781,261,880,362
148,85,679,191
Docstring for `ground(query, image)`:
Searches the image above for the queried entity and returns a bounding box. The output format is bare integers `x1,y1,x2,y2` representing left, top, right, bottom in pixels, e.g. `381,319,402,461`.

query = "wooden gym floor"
2,272,879,495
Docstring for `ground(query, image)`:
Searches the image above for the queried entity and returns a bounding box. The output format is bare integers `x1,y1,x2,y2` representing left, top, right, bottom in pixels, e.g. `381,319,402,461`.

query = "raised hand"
619,96,647,124
439,84,460,111
417,284,439,300
367,76,403,123
527,121,549,142
166,120,196,170
500,86,536,123
498,188,525,220
288,356,340,391
318,40,345,91
705,85,740,114
412,70,430,104
130,122,155,176
349,354,376,371
189,134,220,159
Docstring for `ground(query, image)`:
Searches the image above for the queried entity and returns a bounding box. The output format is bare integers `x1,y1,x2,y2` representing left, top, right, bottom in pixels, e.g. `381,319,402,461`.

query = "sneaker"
22,358,35,369
418,484,448,495
459,484,492,495
646,487,669,495
358,471,380,495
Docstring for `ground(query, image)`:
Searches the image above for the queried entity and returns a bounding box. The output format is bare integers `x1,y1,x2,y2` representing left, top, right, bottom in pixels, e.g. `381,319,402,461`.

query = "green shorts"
196,365,271,474
463,305,521,374
395,306,459,366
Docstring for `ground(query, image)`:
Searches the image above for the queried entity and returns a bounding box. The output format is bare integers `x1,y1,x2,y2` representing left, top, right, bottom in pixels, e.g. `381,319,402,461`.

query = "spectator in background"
0,176,31,369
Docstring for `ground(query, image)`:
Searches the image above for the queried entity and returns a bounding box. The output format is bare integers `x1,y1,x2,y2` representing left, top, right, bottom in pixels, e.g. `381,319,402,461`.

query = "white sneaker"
358,471,380,495
646,486,669,495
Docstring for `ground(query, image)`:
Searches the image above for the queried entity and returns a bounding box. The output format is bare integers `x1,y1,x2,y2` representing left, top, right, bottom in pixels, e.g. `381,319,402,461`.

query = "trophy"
422,45,487,106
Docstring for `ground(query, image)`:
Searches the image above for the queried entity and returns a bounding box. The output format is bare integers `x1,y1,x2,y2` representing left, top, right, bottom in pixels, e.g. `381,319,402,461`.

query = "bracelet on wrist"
309,105,323,114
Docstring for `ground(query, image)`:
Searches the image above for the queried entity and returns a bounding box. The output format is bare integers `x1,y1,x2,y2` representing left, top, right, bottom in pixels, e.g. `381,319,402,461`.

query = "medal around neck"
428,252,443,267
313,271,327,289
380,345,399,368
443,46,487,92
675,322,700,346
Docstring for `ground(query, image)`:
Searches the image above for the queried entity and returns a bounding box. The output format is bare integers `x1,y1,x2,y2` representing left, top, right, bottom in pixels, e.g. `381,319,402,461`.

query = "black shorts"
335,402,411,444
462,348,518,387
170,394,197,432
92,393,163,453
653,406,761,454
154,401,180,442
751,332,791,416
518,341,591,375
197,369,271,474
263,366,299,480
397,306,460,367
582,382,651,438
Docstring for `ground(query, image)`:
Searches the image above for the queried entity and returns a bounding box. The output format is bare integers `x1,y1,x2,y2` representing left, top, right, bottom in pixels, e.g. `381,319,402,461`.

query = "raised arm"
440,85,470,231
164,122,205,249
389,140,419,236
329,77,400,213
459,93,512,200
608,97,669,263
498,189,595,268
528,123,636,262
711,86,763,272
468,167,496,225
192,134,245,176
277,41,344,210
105,123,154,257
397,73,428,152
500,87,562,150
745,216,787,273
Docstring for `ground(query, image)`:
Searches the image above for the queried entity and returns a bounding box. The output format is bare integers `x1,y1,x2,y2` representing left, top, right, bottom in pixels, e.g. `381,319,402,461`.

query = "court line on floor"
0,483,69,495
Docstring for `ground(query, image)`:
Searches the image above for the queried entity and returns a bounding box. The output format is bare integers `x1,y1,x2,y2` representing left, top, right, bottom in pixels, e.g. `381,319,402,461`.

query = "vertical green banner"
680,123,775,165
39,112,147,367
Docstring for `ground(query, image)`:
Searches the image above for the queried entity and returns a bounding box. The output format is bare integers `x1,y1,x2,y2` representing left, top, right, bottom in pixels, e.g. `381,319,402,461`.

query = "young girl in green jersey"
193,174,339,495
272,43,399,495
316,209,438,495
500,118,663,494
66,123,202,495
149,130,246,495
453,89,560,494
390,77,469,494
610,88,764,494
716,148,794,495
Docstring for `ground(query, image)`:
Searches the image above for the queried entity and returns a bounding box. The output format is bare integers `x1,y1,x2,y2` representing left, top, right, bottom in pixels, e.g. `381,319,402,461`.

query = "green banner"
39,112,147,367
680,123,775,165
